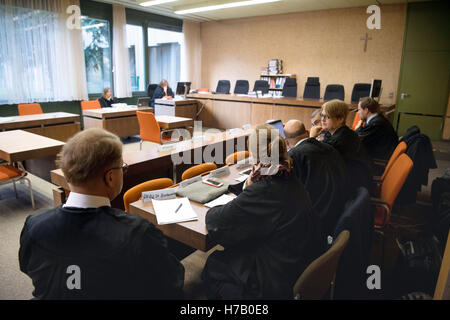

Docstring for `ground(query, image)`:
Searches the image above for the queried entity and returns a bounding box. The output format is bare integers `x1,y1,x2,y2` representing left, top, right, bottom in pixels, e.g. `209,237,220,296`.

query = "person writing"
19,128,184,299
202,124,320,299
355,97,398,160
98,88,118,108
152,79,174,102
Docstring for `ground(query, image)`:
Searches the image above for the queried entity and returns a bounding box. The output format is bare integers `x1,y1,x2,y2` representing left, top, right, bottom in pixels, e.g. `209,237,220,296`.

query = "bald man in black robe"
284,119,348,237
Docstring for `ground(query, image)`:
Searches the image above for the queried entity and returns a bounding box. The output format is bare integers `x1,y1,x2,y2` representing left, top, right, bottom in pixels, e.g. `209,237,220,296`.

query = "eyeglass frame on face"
106,162,128,175
312,119,321,126
320,113,330,120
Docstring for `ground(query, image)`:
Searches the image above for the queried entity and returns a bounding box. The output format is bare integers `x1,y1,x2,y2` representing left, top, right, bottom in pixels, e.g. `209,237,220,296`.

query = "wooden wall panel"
201,4,407,105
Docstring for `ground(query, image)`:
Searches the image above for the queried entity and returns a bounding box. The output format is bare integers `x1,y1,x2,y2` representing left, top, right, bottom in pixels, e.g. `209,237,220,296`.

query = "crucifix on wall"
360,32,372,52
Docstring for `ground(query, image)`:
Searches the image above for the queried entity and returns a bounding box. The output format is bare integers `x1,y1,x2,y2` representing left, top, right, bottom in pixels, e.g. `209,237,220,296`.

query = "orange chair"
18,103,43,116
372,153,413,227
181,163,217,181
0,164,35,209
136,111,176,150
81,100,101,111
225,151,250,165
351,112,362,130
123,178,174,212
380,141,407,181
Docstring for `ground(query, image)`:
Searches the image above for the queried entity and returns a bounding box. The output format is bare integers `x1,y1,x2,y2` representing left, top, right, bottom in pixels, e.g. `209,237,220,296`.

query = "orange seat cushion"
0,165,23,181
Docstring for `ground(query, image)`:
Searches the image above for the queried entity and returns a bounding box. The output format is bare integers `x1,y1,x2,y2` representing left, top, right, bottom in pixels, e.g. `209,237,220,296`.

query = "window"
147,27,183,90
81,17,112,94
126,25,145,92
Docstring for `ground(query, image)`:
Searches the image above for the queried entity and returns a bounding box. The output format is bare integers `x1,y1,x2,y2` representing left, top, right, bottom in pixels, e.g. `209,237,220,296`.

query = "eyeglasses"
320,113,330,120
108,162,128,175
312,119,321,126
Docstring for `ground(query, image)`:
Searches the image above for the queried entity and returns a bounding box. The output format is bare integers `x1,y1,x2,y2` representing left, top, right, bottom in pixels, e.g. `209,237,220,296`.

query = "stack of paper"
152,197,198,225
204,194,236,208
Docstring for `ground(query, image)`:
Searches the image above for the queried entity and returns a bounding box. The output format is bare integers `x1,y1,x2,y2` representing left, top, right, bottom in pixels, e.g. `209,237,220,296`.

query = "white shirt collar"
63,192,111,209
366,113,377,125
294,137,309,148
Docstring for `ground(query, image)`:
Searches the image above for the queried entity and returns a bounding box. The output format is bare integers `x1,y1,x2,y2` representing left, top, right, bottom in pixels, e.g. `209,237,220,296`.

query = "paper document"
204,194,236,208
152,197,198,225
235,174,249,183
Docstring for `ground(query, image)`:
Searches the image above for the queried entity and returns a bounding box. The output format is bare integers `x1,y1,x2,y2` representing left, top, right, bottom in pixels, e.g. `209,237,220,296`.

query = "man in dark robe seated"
284,119,348,237
355,97,398,160
202,124,321,299
310,99,373,197
19,128,184,299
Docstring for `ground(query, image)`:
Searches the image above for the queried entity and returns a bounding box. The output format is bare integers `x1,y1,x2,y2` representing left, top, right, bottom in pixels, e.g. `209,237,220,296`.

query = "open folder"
152,197,198,225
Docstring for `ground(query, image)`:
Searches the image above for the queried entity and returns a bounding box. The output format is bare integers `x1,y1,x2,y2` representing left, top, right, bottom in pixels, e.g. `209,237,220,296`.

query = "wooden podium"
154,98,198,120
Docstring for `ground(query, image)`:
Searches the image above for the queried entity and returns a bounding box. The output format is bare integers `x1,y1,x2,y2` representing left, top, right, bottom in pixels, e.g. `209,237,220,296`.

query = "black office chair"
215,80,231,94
303,77,320,99
234,80,249,94
324,84,345,101
351,83,371,104
282,78,297,98
147,83,158,107
253,80,270,94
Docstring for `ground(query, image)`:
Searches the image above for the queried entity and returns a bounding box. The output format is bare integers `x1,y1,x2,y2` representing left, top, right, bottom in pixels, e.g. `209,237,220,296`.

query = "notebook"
151,197,198,225
204,194,236,208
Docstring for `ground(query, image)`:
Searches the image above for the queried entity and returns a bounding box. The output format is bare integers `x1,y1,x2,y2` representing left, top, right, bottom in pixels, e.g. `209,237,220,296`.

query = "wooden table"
129,164,248,252
155,115,194,130
51,128,252,209
187,93,394,130
154,98,198,120
0,112,80,142
83,106,153,138
0,130,65,181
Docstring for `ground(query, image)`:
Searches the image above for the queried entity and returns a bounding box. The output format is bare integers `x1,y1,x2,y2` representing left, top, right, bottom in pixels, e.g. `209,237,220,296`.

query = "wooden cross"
360,33,372,52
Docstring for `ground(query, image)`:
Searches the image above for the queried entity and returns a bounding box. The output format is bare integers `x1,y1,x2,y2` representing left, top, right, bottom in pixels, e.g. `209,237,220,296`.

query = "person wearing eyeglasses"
310,99,372,197
19,128,184,299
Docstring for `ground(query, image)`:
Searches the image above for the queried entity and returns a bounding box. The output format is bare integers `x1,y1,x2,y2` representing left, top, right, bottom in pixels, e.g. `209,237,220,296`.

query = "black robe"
323,125,373,196
355,113,398,160
202,173,320,299
289,138,348,237
98,96,118,108
19,206,184,299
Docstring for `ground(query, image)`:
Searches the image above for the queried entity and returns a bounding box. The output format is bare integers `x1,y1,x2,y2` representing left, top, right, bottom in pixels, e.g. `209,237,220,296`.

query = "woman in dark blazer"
98,88,118,108
310,99,372,196
202,124,321,299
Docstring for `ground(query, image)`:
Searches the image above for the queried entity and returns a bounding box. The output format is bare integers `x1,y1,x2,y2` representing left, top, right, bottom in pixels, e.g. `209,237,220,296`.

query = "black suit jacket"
98,96,118,108
19,206,184,299
151,86,175,107
356,113,398,160
202,173,321,299
289,138,348,237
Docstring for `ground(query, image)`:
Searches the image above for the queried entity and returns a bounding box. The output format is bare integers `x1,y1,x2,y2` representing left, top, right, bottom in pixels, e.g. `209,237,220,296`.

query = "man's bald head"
283,120,309,149
284,120,306,139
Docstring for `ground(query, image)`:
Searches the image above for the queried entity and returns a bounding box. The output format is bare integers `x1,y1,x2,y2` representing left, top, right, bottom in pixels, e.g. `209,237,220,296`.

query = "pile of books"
268,59,282,75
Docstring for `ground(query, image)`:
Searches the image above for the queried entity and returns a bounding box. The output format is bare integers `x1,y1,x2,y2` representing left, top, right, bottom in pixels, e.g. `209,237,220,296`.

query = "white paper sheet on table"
152,197,198,225
204,194,236,208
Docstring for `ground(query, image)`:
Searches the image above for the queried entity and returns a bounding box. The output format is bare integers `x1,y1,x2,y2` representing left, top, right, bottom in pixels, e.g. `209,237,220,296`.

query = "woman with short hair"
202,124,320,299
310,99,372,196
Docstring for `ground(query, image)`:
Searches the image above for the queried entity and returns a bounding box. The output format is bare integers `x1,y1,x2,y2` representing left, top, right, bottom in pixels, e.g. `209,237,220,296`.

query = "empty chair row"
216,78,372,103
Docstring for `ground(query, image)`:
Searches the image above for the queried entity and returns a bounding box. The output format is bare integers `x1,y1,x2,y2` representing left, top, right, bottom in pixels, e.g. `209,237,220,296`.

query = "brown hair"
57,128,122,186
248,124,292,169
359,97,381,114
322,99,349,121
